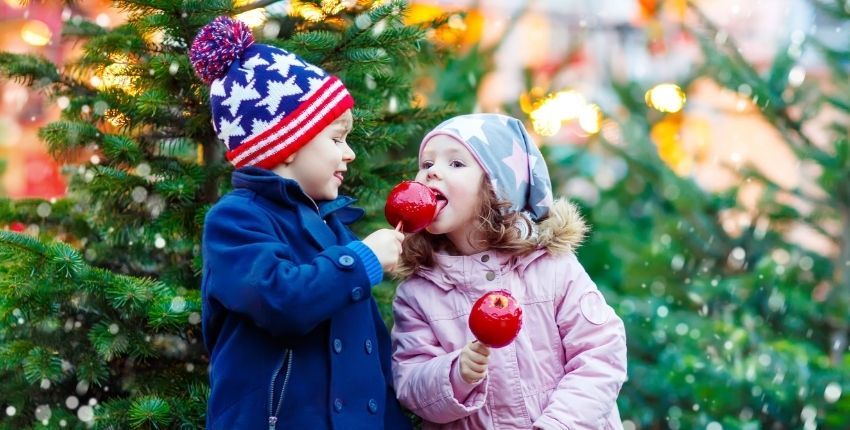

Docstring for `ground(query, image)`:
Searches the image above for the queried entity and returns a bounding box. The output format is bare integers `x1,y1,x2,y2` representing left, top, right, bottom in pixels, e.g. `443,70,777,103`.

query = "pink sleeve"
391,282,488,424
533,255,627,430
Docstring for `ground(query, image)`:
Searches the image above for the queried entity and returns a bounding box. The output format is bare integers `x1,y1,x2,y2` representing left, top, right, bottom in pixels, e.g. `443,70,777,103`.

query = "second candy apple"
468,290,523,348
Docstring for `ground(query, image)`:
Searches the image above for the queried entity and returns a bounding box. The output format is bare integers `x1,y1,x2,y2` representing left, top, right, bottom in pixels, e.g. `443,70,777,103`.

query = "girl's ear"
283,153,297,164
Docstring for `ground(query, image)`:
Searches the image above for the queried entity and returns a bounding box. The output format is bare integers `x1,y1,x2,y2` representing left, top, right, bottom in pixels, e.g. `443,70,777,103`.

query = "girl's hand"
459,340,490,384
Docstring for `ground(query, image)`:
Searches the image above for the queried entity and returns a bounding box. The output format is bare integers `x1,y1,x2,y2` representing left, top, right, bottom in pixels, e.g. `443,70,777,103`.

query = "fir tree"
0,1,449,428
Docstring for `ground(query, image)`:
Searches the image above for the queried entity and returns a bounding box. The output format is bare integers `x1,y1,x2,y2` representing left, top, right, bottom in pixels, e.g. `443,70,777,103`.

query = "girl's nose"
426,166,441,180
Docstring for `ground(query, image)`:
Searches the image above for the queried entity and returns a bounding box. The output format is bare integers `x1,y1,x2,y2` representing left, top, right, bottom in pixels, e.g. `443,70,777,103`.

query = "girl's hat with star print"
420,113,553,222
190,16,354,169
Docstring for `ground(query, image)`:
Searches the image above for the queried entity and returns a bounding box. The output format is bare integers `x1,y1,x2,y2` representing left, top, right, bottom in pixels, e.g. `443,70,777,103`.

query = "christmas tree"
517,1,850,428
0,1,449,428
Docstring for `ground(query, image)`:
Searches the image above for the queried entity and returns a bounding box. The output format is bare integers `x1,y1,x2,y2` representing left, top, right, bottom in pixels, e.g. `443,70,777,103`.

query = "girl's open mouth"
433,190,448,215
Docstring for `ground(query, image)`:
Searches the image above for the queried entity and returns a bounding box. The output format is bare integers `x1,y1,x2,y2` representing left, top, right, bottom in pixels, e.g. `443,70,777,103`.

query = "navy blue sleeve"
203,200,374,338
345,240,383,286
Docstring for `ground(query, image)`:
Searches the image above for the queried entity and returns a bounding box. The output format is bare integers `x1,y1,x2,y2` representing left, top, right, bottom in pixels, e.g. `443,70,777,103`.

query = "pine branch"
0,53,61,87
233,0,286,14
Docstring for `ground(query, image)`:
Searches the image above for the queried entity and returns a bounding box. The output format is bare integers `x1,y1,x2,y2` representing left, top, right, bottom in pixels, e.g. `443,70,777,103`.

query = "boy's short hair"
190,16,354,169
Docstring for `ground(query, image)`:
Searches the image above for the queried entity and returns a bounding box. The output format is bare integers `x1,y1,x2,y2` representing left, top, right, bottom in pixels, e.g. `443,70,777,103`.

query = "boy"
190,16,411,429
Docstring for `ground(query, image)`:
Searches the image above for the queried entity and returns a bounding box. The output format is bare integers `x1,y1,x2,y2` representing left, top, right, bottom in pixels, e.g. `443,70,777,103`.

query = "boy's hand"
361,228,404,272
459,340,490,384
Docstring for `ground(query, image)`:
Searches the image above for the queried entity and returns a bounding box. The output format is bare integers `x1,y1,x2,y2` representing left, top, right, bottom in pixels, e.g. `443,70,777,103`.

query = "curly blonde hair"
395,178,540,278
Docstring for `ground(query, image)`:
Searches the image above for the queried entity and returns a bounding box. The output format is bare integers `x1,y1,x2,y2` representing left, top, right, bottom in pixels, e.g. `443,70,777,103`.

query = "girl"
391,114,627,429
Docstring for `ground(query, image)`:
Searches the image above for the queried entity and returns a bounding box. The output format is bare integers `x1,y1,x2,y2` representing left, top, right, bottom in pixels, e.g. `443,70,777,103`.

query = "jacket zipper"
268,349,294,430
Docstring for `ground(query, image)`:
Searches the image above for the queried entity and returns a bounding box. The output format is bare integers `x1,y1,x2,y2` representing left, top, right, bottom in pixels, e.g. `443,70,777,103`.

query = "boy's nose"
341,142,355,162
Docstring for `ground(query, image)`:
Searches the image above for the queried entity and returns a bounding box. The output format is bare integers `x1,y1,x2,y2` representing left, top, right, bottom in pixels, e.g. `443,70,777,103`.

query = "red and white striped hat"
190,16,354,169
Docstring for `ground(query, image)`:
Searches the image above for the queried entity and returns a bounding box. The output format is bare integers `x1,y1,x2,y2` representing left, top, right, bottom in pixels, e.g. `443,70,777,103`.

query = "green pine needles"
0,0,452,428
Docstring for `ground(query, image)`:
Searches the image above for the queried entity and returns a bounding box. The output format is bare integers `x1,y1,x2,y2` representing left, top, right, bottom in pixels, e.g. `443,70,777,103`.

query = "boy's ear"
283,153,297,164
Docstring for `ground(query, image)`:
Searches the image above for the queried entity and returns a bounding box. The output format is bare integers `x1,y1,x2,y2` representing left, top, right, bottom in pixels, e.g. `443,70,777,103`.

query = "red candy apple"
468,290,523,348
384,181,438,233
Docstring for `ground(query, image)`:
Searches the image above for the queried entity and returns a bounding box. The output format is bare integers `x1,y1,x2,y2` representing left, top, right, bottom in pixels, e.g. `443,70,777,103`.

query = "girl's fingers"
470,341,490,356
462,357,487,374
468,351,489,365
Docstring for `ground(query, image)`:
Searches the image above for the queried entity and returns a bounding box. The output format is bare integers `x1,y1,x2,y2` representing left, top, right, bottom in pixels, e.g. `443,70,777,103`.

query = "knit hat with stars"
190,16,354,169
420,113,553,222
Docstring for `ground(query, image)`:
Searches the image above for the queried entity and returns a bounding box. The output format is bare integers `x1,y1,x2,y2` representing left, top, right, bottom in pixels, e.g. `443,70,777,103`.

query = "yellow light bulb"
290,0,327,22
578,104,602,134
530,102,563,137
21,20,52,47
550,90,586,121
234,0,268,27
100,56,140,95
645,83,686,113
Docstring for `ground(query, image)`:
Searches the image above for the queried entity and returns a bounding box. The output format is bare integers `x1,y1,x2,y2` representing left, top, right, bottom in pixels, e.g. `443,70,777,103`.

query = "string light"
290,0,329,22
234,0,268,28
529,90,588,136
21,20,52,46
100,55,140,95
645,83,686,113
578,104,602,134
104,109,129,127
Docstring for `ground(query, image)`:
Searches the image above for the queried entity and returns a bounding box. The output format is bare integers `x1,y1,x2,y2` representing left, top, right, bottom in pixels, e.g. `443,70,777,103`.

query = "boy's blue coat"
201,167,412,429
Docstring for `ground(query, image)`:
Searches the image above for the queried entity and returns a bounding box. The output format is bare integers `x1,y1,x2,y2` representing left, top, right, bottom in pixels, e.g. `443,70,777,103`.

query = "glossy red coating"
384,180,438,233
468,290,523,348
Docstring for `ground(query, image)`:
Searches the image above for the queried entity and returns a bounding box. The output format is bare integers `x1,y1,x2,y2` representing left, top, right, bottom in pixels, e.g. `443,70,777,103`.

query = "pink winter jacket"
391,201,627,430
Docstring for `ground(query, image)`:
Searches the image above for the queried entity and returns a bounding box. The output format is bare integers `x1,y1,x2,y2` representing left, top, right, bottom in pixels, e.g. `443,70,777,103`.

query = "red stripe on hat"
226,76,350,167
245,89,353,169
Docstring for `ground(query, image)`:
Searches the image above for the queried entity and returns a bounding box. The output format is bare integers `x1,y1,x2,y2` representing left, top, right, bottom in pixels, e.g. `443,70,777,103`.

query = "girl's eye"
450,160,466,168
421,161,434,169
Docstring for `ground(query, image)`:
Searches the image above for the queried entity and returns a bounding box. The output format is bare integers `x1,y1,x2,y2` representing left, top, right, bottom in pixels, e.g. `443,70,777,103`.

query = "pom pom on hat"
190,16,255,85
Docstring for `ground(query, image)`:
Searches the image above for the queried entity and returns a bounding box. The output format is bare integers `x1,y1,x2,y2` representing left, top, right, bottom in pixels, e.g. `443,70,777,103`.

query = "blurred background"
0,0,848,429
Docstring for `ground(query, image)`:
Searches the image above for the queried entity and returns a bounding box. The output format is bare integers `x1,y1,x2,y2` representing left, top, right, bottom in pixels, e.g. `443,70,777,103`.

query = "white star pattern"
444,118,489,145
501,139,530,190
528,153,539,185
221,81,261,117
535,187,553,211
239,54,270,82
250,117,270,136
218,115,246,147
299,76,327,101
256,76,303,115
244,54,270,69
268,52,305,78
303,62,325,76
210,78,226,97
247,112,285,138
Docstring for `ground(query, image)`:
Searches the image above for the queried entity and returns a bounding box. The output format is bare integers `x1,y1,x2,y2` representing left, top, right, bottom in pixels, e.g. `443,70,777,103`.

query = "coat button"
485,271,496,281
364,339,373,354
338,255,355,267
481,254,490,262
367,399,378,414
333,338,342,353
334,398,343,412
351,287,363,301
